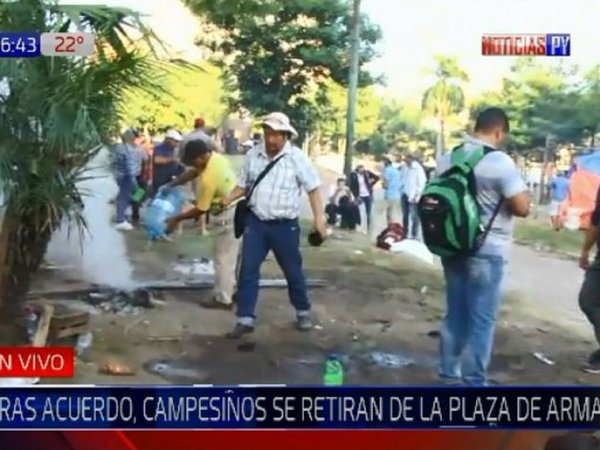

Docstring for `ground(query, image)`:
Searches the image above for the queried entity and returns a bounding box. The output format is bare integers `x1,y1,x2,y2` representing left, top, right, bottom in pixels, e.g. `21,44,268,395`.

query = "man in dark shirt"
578,185,600,371
152,129,183,195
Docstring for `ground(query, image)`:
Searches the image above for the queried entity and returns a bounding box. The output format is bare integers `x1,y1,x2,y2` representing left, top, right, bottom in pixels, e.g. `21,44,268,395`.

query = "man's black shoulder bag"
234,155,285,238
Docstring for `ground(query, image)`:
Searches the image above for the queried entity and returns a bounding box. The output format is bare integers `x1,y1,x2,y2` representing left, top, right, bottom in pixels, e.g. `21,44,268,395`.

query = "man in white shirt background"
349,165,379,231
400,153,427,240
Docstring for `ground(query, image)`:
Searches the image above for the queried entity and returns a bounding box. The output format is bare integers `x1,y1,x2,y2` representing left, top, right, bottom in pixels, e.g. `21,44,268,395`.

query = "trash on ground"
237,341,257,352
173,258,215,277
367,351,415,368
376,223,404,250
389,240,435,265
81,287,161,315
147,335,181,342
533,352,555,366
0,378,40,386
537,327,550,334
427,330,441,338
99,361,136,376
419,285,429,305
314,324,324,331
353,250,364,255
144,359,207,382
75,332,93,356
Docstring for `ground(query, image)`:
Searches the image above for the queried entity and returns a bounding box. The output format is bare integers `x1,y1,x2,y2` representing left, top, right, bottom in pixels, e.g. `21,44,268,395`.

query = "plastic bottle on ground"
323,354,344,386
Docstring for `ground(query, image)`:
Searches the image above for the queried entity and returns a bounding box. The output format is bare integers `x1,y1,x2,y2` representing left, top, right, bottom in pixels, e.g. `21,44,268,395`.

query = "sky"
62,0,600,101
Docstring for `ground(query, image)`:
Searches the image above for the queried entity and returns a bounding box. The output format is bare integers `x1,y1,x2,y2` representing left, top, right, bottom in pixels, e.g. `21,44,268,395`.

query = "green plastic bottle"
131,186,146,203
323,354,344,386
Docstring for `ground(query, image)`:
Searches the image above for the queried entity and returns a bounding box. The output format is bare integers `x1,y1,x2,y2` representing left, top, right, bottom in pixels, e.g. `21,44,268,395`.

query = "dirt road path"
310,158,592,340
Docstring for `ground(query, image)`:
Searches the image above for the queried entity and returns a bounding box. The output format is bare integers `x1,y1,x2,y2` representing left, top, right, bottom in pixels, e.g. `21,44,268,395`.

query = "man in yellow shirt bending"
164,138,240,310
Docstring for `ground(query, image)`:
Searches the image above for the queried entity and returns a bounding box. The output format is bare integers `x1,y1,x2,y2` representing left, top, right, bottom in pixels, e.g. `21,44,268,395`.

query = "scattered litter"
536,327,550,334
352,334,359,342
533,352,555,366
173,258,215,277
0,378,40,386
75,332,93,356
353,250,364,255
427,330,441,339
124,317,146,335
99,361,136,376
147,335,181,342
81,287,161,315
389,240,434,265
582,367,600,375
145,359,207,382
419,286,428,305
368,352,415,368
314,325,324,331
237,341,257,352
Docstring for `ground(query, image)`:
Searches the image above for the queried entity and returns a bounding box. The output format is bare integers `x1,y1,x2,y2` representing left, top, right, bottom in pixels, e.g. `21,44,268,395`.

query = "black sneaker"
226,323,254,339
296,315,313,331
199,297,233,310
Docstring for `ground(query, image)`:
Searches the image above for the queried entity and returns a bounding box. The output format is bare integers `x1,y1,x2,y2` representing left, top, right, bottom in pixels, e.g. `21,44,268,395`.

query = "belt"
248,210,298,224
259,217,298,225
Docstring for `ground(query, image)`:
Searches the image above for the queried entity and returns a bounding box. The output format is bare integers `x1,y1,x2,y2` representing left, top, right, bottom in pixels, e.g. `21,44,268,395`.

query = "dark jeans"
236,213,310,325
131,176,146,223
440,253,506,386
116,177,134,223
401,194,421,239
360,195,373,229
579,263,600,348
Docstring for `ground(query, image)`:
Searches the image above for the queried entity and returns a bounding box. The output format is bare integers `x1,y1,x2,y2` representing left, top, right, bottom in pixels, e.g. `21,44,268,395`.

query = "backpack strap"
478,145,504,242
452,143,504,244
246,154,286,201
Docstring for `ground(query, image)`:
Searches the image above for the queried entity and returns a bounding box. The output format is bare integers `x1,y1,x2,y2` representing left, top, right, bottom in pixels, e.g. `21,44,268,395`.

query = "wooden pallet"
25,301,90,341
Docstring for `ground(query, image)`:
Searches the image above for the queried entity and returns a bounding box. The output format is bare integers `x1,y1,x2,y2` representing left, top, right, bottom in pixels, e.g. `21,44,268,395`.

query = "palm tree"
422,55,469,158
0,0,167,319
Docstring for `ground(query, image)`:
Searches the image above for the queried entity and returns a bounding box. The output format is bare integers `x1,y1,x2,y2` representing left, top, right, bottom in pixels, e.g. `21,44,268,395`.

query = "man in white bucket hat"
222,111,327,338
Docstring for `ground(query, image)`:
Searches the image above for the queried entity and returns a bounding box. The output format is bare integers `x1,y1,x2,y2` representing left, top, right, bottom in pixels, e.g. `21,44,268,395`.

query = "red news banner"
0,347,74,378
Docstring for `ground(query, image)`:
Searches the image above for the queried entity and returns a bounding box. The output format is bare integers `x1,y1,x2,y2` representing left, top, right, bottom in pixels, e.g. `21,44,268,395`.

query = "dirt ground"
22,218,598,387
15,158,598,387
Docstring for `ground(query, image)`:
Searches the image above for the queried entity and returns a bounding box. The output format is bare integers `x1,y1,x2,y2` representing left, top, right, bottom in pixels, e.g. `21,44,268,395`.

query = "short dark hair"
182,139,211,165
474,107,510,133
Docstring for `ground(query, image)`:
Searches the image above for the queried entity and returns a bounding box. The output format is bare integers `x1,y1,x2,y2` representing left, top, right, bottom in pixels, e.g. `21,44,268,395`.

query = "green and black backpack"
418,144,503,258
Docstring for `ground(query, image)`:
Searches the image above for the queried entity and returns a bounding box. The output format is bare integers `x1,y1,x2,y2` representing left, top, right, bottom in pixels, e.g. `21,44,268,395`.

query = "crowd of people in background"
325,152,429,241
107,107,600,389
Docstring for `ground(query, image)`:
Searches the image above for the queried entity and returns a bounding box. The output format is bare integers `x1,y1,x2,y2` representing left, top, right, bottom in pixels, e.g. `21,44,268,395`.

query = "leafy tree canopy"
184,0,382,143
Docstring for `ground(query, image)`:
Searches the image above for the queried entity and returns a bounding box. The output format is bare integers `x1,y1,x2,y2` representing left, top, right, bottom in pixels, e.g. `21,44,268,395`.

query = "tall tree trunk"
343,0,361,177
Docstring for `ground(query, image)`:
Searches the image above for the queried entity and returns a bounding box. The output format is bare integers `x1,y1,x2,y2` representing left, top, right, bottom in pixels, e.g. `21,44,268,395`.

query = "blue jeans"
116,177,134,223
360,196,373,229
236,213,310,325
439,253,506,386
401,194,421,239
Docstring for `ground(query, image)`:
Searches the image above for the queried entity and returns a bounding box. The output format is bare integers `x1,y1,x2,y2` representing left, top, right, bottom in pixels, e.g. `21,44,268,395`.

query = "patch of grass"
514,217,584,256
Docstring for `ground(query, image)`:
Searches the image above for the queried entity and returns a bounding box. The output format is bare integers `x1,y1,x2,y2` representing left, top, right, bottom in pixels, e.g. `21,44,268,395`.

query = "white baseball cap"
165,129,182,141
261,112,298,138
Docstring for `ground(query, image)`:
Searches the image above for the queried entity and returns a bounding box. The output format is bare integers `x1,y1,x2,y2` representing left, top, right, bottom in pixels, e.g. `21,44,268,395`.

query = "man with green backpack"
418,107,530,386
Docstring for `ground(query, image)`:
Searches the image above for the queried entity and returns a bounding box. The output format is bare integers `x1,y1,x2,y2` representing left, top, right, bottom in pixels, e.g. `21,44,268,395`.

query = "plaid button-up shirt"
237,142,321,221
113,143,146,180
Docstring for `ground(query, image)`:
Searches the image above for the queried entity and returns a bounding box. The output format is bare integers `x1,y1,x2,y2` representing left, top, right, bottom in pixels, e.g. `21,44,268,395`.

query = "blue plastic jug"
143,187,186,240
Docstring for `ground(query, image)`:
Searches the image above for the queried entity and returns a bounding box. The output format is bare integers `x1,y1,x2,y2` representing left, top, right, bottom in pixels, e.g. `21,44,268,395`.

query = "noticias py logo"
482,34,571,56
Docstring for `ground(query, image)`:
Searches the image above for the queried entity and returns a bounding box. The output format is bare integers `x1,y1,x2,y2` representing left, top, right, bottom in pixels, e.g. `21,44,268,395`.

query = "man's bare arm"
167,168,198,188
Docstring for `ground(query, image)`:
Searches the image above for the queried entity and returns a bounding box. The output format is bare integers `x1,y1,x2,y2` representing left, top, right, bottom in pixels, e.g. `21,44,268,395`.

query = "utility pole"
343,0,361,177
